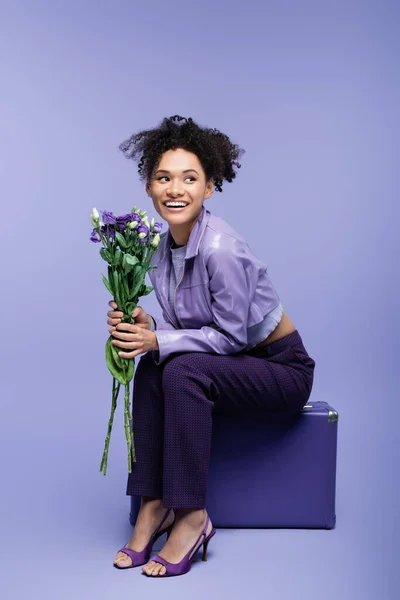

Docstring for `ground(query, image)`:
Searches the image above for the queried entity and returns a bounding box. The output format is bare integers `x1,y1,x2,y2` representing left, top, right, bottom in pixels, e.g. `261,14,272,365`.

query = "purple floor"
2,404,398,600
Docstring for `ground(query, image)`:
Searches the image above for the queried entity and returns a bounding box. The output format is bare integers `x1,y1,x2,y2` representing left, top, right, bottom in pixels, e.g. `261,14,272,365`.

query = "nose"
167,182,184,197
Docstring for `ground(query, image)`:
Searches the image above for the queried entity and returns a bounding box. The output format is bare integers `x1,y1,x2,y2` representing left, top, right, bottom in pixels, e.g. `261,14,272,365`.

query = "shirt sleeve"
152,238,257,365
151,311,176,331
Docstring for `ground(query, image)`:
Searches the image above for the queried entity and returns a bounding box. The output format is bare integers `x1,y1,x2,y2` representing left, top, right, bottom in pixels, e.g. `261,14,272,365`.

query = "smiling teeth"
165,202,188,207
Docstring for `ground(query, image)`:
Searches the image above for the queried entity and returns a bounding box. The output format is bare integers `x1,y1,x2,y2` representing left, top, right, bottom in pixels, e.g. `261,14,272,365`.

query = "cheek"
151,199,162,215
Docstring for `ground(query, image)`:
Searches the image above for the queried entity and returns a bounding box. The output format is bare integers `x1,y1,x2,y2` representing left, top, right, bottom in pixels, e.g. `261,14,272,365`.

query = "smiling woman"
119,115,244,247
108,115,316,578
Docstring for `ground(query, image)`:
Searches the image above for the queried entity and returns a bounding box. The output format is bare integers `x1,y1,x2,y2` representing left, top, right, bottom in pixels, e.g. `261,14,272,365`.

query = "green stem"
100,376,120,475
126,379,136,464
123,380,132,473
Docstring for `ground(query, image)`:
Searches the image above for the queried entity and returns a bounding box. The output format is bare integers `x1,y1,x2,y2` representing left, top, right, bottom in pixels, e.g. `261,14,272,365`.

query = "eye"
156,176,196,182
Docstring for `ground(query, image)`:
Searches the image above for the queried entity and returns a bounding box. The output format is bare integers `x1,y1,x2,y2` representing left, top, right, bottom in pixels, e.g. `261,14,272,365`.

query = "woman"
108,115,315,577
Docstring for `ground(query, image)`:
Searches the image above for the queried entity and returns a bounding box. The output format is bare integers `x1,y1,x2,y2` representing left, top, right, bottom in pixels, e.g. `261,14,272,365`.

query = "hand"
107,301,152,330
107,301,158,359
109,322,159,359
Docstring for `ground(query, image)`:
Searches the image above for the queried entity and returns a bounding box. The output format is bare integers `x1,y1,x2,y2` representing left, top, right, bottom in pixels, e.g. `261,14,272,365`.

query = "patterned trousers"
126,330,315,509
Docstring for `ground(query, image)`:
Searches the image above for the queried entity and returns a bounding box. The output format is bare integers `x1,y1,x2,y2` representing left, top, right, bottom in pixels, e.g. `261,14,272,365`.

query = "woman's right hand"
107,301,152,331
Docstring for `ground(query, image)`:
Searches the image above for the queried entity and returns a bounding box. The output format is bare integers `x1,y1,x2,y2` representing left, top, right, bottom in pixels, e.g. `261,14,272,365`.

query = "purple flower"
116,213,134,231
101,224,115,239
153,222,162,234
101,211,117,225
137,224,150,243
90,228,101,243
130,212,142,226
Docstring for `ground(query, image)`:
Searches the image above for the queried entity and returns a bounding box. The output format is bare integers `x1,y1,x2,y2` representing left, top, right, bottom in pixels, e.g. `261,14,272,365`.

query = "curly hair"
118,115,245,193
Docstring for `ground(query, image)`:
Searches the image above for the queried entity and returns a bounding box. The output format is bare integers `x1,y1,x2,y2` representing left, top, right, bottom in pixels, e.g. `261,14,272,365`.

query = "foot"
113,498,175,568
142,508,213,576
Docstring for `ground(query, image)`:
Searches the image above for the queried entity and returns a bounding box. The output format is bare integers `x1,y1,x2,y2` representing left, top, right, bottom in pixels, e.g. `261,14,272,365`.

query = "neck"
169,218,196,247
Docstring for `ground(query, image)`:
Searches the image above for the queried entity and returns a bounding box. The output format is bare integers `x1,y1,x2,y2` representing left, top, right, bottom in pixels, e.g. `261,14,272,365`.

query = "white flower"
142,215,150,227
138,232,147,239
151,233,160,248
128,220,138,229
91,207,100,227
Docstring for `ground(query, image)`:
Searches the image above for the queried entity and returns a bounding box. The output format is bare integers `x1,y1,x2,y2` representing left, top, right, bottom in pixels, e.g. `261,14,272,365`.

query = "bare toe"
160,565,167,576
143,561,155,575
114,551,132,567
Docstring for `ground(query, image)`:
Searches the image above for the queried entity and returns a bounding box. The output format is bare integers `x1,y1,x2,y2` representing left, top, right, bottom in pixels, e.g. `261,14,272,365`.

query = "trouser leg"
160,334,314,509
125,351,164,498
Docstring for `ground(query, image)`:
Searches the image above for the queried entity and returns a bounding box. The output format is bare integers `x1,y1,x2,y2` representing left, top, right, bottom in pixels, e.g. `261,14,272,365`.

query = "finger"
112,331,140,341
115,323,140,332
107,318,121,326
107,310,123,318
118,349,143,359
112,339,138,349
109,300,117,308
132,306,142,317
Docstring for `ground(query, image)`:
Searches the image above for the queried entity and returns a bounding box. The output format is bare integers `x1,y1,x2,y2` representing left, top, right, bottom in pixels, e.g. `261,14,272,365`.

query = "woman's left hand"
109,323,159,359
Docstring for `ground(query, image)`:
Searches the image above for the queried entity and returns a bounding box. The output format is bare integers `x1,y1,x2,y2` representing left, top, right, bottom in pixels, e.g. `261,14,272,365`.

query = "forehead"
156,148,203,172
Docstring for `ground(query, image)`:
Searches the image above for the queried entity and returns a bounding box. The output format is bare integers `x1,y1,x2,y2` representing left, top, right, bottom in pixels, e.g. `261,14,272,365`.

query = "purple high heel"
114,508,175,569
145,514,216,577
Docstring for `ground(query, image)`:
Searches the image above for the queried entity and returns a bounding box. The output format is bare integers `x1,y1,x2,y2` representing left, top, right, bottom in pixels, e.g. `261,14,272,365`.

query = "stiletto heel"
146,515,216,577
202,538,209,561
114,508,175,569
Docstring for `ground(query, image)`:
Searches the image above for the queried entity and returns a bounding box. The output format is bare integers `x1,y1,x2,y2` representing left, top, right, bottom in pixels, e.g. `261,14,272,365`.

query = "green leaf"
131,274,144,299
110,337,124,369
122,253,139,275
112,270,121,307
125,254,139,266
101,274,114,296
142,285,154,296
126,356,135,382
105,337,126,384
100,248,111,263
114,249,122,266
121,275,130,302
105,337,136,386
125,301,136,316
115,232,127,249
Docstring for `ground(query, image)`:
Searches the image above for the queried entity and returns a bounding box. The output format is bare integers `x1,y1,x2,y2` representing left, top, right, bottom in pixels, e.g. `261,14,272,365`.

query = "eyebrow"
155,169,200,175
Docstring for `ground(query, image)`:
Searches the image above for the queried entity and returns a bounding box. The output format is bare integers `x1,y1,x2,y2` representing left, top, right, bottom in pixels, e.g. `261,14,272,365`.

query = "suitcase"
129,401,338,529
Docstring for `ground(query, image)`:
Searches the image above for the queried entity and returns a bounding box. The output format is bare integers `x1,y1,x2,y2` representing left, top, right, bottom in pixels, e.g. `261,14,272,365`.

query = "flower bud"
151,233,160,247
138,232,147,239
128,220,138,229
150,217,155,228
142,215,150,227
91,207,100,227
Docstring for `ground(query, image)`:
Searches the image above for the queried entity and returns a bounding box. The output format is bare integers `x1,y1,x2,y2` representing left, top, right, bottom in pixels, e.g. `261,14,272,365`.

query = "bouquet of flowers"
90,206,162,475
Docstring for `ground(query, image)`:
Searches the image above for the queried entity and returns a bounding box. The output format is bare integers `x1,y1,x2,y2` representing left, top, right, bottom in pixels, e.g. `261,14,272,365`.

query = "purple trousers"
126,330,315,509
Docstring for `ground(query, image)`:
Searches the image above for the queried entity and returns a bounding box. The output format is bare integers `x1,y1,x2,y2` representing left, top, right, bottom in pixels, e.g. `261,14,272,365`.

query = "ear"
145,181,151,196
204,178,214,199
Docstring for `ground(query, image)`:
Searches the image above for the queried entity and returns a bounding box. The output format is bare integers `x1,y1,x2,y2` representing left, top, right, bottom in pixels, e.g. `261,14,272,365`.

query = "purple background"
1,0,399,598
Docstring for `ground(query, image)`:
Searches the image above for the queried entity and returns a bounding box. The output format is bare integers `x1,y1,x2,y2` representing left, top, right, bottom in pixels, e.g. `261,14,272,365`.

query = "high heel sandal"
113,508,175,569
145,514,216,577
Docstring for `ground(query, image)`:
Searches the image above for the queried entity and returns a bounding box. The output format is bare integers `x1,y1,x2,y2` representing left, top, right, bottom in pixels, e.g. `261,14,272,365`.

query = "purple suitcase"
129,401,338,529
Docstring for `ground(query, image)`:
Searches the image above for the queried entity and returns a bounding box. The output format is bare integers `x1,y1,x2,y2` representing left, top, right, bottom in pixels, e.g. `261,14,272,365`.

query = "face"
146,148,214,244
